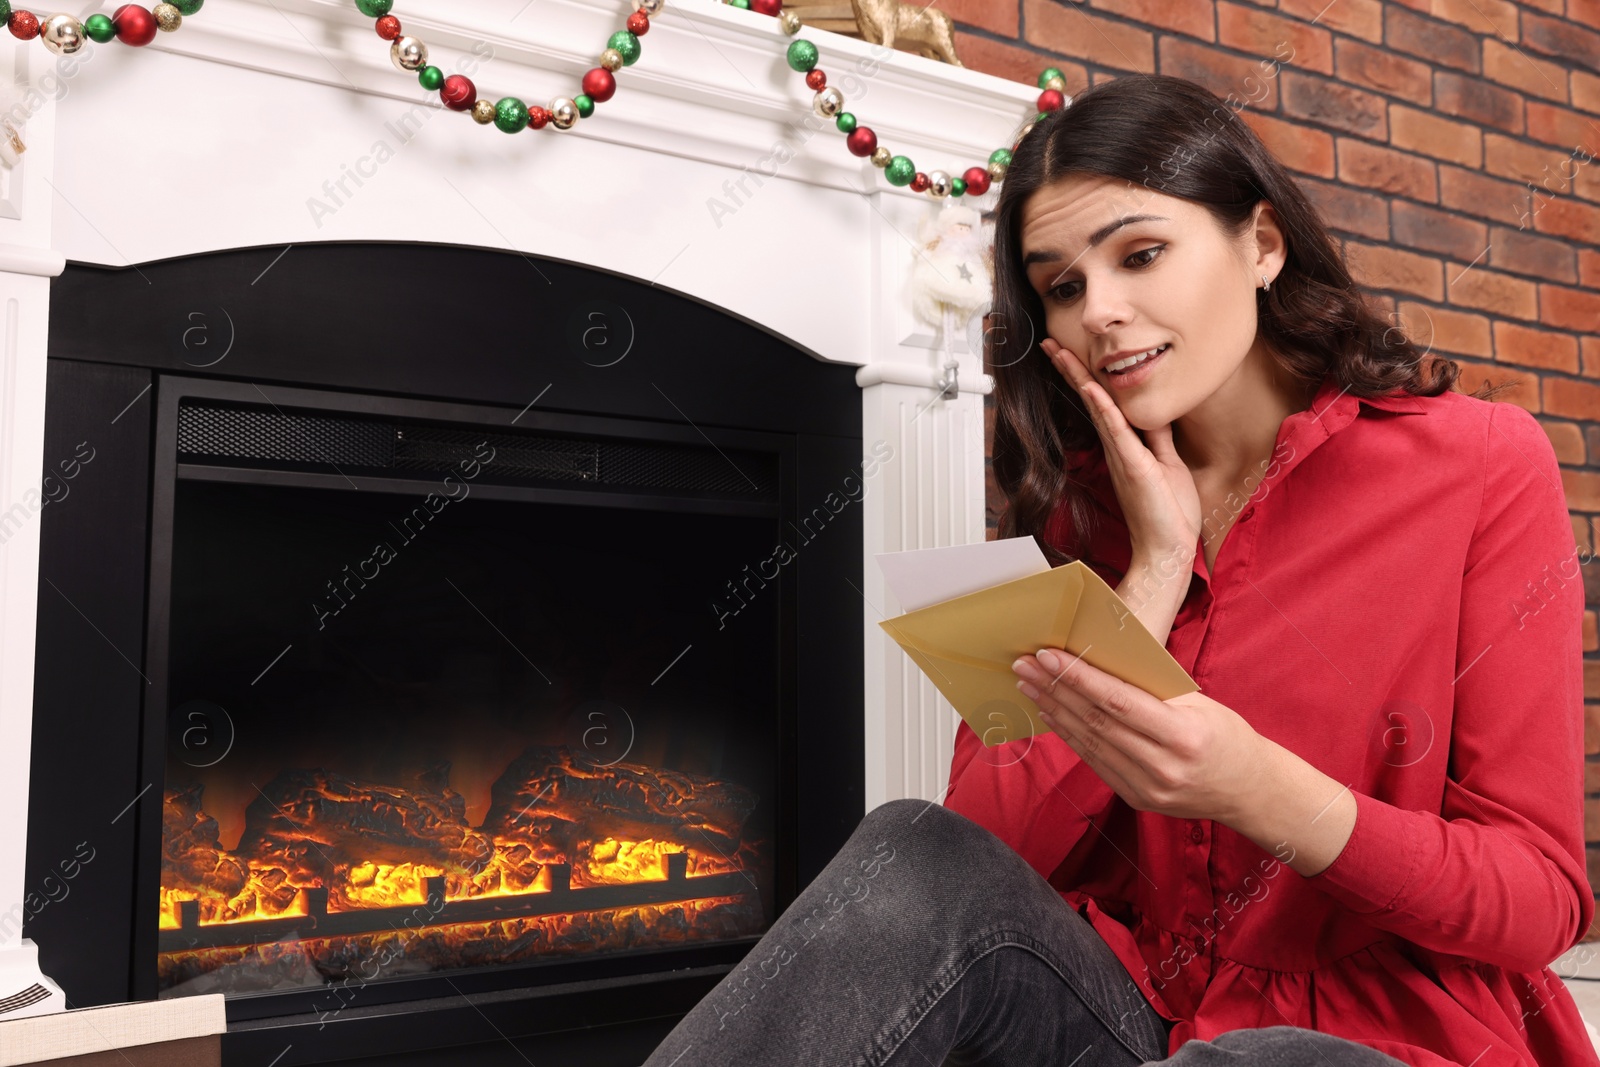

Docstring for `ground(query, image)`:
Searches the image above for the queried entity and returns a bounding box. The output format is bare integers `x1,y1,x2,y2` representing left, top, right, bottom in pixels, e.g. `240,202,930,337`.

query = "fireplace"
157,390,781,998
25,240,867,1063
0,1,1016,1058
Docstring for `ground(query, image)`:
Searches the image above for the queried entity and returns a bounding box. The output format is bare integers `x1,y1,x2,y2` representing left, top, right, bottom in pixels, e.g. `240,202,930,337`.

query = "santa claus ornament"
911,202,992,400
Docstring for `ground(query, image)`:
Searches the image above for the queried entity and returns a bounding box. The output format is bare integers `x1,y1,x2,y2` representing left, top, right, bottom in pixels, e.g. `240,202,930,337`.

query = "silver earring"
1261,274,1271,292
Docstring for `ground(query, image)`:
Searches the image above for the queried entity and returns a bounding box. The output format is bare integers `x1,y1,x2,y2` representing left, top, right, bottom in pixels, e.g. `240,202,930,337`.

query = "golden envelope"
878,560,1199,747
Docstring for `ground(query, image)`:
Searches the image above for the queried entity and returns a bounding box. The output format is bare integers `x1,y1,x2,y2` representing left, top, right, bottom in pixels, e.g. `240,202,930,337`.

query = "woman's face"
1019,173,1278,431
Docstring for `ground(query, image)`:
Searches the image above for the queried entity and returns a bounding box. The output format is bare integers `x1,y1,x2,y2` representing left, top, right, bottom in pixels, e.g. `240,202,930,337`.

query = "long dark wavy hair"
988,73,1506,567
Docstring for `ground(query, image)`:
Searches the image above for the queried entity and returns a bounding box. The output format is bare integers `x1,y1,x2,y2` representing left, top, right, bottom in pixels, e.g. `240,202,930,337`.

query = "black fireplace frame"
144,372,796,1013
25,241,868,1066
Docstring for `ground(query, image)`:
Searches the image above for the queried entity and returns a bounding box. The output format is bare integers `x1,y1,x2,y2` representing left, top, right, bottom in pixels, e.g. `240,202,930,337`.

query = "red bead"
963,166,992,196
440,74,476,112
7,10,38,38
111,4,157,45
527,107,550,130
805,69,826,91
911,172,930,193
845,127,877,157
1037,88,1065,112
626,10,649,35
375,14,401,40
750,0,782,13
582,68,616,103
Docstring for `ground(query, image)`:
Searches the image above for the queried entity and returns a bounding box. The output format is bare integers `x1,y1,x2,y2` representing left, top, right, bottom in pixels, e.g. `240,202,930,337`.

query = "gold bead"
550,97,578,129
780,10,802,34
1017,121,1035,142
988,161,1008,183
871,146,891,168
471,99,496,124
153,3,182,30
600,47,624,72
927,170,951,198
633,0,664,13
1043,75,1066,93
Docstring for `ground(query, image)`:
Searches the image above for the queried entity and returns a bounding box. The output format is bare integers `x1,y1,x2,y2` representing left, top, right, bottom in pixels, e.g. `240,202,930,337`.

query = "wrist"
1215,732,1287,831
1218,737,1358,877
1112,554,1191,645
1129,538,1197,577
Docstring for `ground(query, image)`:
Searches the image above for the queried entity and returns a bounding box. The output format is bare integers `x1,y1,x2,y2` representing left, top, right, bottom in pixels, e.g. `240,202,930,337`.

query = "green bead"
1037,66,1065,89
418,65,443,91
884,155,915,187
730,0,749,7
608,30,641,65
1037,110,1050,122
169,0,202,12
786,39,818,72
83,12,114,41
0,0,12,18
952,177,967,197
354,0,391,15
494,96,530,133
989,147,1013,167
835,112,856,133
574,94,595,117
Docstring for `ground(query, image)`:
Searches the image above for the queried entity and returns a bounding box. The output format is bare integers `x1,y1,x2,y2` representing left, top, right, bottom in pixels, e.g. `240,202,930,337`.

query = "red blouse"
945,372,1598,1066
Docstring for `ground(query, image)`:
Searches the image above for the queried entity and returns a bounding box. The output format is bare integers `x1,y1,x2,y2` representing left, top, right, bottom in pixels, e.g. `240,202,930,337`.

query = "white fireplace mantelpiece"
0,0,1036,1016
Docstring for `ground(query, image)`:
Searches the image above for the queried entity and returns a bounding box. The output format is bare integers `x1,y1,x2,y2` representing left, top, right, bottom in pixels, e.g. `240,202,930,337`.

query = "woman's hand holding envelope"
1043,336,1202,566
1010,645,1269,824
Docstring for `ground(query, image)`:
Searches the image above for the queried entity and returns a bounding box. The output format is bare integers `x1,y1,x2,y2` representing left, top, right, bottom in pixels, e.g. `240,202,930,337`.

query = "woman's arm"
1112,546,1195,646
1220,403,1594,974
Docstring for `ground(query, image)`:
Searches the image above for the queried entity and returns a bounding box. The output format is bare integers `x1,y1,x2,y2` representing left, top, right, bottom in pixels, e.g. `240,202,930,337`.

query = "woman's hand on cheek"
1041,337,1098,405
1042,336,1201,566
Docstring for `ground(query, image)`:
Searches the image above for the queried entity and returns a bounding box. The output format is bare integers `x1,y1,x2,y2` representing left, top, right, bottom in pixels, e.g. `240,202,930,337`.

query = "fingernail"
1035,648,1060,672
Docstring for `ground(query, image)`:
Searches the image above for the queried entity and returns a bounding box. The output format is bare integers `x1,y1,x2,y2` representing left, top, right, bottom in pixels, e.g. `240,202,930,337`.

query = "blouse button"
1189,823,1205,844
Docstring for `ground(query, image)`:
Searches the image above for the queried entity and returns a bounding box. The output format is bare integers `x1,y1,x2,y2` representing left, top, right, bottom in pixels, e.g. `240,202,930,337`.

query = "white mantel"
0,0,1035,1016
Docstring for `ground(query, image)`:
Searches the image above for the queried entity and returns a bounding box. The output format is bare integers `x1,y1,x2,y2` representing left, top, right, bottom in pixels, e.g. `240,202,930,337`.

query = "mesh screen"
176,400,778,498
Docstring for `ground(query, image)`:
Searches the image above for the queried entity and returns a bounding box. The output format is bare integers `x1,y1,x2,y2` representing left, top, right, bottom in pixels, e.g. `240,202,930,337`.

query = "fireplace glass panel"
157,466,779,998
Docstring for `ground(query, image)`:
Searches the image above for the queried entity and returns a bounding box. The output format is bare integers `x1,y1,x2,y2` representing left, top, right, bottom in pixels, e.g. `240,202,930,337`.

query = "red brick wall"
962,0,1600,939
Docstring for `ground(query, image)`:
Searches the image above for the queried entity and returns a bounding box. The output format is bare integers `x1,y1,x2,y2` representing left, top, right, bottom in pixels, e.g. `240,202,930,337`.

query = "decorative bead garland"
358,0,1072,200
1,0,202,53
362,0,654,134
781,37,1067,199
0,0,1072,201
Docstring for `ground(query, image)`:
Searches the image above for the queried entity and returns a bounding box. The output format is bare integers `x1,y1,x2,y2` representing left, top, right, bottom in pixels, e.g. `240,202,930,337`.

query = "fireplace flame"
158,744,766,988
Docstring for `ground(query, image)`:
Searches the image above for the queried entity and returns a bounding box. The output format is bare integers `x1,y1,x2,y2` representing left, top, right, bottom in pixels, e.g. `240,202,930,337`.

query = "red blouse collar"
1053,372,1429,567
1064,372,1427,476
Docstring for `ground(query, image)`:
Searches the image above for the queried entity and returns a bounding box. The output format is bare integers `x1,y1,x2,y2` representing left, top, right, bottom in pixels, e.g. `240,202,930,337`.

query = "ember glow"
157,744,770,995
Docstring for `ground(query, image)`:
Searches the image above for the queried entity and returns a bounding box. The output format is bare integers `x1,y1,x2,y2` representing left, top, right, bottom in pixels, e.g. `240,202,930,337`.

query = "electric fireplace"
26,241,866,1065
157,403,778,998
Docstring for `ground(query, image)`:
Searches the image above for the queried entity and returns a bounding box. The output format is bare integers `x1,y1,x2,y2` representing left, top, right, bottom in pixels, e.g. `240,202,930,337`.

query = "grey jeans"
642,797,1409,1066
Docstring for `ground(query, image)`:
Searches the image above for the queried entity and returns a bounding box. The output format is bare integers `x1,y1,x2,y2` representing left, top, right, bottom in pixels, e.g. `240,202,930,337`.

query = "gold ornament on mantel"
785,0,962,66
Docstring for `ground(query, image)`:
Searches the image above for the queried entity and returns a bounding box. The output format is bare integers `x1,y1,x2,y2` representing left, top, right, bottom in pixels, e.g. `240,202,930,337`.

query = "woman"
641,73,1597,1066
